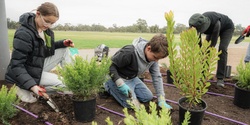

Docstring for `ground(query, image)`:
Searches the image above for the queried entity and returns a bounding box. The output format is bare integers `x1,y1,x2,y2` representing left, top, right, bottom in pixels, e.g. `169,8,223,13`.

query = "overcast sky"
5,0,250,28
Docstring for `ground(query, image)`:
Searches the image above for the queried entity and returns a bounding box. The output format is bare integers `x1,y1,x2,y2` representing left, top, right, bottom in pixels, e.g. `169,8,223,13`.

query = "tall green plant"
57,56,111,100
165,11,220,107
0,85,19,125
236,60,250,90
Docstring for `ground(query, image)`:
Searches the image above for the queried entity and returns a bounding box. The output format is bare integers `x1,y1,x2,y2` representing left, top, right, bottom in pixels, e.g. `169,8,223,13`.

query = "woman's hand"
63,39,74,47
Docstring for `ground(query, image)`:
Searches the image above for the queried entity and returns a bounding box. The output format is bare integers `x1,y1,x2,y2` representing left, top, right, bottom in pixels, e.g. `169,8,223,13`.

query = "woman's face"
36,12,58,31
144,45,165,62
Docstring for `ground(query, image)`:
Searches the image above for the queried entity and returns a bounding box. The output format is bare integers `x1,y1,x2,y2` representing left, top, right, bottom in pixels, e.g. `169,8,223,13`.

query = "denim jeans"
244,43,250,62
105,77,153,108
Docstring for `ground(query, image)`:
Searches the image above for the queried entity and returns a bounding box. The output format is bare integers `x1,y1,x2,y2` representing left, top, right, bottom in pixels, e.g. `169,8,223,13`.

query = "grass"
7,29,181,49
7,29,250,49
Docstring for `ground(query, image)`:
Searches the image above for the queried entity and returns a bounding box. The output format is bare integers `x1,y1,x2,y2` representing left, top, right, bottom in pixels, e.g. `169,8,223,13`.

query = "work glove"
158,97,172,109
30,85,46,96
63,39,74,47
118,83,131,97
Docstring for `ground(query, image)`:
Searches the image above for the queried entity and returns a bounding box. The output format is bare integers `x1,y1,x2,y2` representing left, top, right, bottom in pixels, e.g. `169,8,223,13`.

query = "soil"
1,44,250,125
1,69,250,125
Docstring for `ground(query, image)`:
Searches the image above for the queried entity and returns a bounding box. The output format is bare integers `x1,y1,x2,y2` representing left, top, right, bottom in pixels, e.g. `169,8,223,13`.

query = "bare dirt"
1,43,250,125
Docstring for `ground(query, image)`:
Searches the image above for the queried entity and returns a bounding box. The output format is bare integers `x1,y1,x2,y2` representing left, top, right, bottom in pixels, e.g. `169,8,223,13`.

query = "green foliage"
93,101,191,125
236,60,250,90
123,101,173,125
57,56,111,100
0,85,19,125
165,11,220,107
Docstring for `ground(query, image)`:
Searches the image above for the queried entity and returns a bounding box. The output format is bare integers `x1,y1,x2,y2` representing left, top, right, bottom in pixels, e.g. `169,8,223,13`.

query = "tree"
175,23,187,34
135,18,148,33
149,24,160,33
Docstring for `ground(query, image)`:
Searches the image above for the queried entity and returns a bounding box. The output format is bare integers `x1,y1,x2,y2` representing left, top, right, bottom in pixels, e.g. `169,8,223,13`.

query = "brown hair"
146,34,168,57
37,2,59,18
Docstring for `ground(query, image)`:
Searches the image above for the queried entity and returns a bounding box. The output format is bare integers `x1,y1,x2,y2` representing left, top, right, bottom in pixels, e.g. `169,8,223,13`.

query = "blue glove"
158,100,173,109
118,83,130,96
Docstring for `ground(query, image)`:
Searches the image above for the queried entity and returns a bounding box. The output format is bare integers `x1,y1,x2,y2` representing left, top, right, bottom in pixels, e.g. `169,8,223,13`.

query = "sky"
4,0,250,28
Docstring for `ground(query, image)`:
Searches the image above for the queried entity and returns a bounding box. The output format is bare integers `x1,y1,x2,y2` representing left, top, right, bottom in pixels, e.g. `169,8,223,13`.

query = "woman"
5,2,74,103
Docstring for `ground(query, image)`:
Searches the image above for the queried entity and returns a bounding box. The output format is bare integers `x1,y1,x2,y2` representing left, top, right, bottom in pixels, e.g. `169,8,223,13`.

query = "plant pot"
225,65,231,78
178,97,207,125
233,83,250,109
166,70,173,84
72,97,96,122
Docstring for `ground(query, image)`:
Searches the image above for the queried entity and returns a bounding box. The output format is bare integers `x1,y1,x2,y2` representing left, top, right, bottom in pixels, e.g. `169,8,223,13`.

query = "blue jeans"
104,77,153,108
244,43,250,62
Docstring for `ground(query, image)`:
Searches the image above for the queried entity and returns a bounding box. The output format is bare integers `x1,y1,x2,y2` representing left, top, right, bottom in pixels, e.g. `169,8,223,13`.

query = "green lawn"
7,29,249,49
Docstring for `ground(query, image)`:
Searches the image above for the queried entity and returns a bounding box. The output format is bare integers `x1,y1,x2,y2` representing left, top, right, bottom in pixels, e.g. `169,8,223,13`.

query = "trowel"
128,91,141,109
41,92,60,112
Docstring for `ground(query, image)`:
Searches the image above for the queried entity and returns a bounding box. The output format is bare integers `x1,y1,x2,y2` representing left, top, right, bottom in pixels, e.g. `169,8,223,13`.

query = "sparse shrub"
0,85,19,125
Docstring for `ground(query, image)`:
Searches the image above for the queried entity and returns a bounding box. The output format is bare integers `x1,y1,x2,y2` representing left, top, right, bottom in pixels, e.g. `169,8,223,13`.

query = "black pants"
206,28,234,79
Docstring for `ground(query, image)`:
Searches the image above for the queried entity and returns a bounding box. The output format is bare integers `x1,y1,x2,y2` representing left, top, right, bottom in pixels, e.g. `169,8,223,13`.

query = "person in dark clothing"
189,11,235,88
104,34,172,109
5,2,74,103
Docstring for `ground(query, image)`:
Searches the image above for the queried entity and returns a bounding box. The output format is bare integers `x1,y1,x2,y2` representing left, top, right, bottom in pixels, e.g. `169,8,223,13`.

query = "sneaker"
16,86,37,103
216,79,225,88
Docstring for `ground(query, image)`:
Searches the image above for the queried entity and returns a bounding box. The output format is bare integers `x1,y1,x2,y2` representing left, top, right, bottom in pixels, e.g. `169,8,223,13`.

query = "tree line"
7,18,245,35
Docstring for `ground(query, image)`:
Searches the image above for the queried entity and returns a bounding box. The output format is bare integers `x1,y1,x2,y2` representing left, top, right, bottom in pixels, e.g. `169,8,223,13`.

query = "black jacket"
202,12,234,44
5,12,65,90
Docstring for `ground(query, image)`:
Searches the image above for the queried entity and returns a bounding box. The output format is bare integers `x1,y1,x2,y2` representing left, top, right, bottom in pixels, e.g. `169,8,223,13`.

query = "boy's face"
145,45,165,62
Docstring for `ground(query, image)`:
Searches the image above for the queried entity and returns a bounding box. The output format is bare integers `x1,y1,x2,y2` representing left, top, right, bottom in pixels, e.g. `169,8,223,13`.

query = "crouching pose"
104,34,172,109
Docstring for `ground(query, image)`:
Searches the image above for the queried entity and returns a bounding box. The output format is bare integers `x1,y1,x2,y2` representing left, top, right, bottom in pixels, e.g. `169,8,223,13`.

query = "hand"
243,25,250,35
63,39,74,47
118,83,130,96
158,99,172,109
30,85,46,96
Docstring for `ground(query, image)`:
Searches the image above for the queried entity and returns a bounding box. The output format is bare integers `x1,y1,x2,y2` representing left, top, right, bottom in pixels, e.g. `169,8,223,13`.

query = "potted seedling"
57,55,111,122
165,11,220,125
0,85,19,125
233,60,250,108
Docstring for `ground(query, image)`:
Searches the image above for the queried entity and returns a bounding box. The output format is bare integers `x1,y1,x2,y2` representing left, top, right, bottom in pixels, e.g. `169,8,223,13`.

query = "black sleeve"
109,45,134,82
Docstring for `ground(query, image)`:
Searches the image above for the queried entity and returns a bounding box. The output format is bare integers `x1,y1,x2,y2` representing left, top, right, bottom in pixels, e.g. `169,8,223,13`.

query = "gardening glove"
158,97,172,109
117,83,130,97
63,39,74,47
30,85,46,97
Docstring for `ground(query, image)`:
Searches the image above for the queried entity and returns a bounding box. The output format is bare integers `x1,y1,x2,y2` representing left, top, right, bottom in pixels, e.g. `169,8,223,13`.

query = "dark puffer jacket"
5,12,65,90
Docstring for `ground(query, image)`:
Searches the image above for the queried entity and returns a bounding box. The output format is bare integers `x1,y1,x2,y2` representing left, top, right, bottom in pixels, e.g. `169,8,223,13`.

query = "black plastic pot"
233,83,250,109
72,97,96,122
225,65,231,78
178,97,207,125
166,70,173,84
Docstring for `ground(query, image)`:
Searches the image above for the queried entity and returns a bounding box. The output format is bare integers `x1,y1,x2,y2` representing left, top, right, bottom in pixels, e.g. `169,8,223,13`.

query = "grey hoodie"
110,37,165,98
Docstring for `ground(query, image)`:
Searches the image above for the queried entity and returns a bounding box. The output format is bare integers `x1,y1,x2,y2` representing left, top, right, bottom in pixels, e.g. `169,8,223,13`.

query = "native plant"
57,56,111,101
165,11,220,108
235,60,250,90
0,85,19,125
93,101,191,125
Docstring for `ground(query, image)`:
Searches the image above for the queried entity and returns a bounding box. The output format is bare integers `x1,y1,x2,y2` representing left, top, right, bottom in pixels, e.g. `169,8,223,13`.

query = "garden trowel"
128,91,141,109
41,92,60,112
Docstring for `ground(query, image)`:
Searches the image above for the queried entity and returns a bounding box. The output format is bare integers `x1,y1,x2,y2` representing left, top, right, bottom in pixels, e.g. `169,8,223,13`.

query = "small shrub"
57,56,111,100
0,85,19,125
101,101,190,125
236,60,250,90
